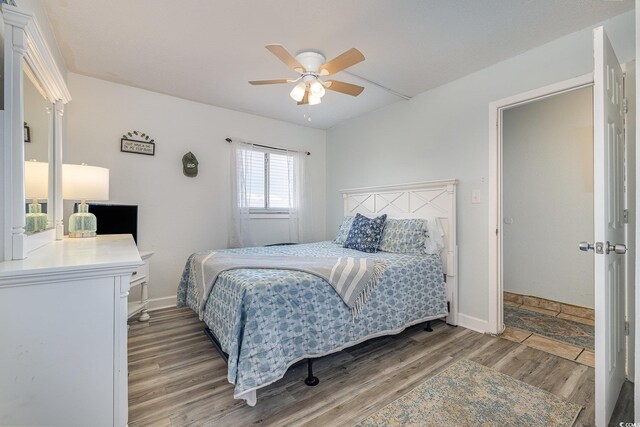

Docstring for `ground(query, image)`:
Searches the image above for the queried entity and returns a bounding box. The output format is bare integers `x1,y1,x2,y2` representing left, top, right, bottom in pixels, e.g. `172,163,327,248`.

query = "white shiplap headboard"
340,179,458,325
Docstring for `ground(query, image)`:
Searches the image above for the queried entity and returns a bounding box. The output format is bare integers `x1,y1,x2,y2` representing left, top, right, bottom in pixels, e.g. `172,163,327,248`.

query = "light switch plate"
471,190,481,204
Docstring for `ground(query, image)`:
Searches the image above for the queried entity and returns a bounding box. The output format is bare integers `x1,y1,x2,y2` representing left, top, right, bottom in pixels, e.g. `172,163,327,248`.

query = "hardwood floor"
128,307,598,426
610,380,634,427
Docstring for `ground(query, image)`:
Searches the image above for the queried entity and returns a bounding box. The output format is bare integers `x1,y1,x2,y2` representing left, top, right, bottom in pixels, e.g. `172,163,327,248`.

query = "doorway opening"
488,73,596,337
499,85,595,366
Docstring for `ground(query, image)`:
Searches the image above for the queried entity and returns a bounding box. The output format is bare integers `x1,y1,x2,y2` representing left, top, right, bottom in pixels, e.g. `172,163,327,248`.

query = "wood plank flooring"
610,380,634,427
128,307,599,427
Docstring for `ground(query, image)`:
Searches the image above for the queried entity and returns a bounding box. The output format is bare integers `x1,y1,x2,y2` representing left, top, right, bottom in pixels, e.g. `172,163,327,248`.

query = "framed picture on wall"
24,123,30,143
121,138,155,156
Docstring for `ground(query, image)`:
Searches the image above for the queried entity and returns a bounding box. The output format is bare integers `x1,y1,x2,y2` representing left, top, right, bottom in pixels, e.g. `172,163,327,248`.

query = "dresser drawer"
130,262,149,284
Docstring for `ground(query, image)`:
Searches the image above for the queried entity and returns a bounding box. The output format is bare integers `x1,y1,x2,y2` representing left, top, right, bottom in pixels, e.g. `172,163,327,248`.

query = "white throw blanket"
191,251,387,319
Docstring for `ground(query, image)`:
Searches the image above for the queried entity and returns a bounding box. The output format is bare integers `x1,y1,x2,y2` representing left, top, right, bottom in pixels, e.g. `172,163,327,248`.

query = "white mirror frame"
1,4,71,260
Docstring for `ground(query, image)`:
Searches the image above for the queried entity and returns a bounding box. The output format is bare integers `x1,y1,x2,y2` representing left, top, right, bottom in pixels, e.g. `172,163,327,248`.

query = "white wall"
502,87,594,308
325,11,635,324
64,73,326,304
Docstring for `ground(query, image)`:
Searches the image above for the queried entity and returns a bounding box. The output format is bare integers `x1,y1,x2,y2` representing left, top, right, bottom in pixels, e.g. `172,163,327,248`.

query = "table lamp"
24,160,49,234
63,163,109,238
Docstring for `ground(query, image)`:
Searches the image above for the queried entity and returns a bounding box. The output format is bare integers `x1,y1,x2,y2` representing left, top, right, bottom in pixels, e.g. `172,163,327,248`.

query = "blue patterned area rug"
357,359,581,427
504,305,594,350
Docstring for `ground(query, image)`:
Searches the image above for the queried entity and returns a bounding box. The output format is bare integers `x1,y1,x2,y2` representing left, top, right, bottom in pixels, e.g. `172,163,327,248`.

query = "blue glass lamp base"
68,203,97,238
25,212,48,234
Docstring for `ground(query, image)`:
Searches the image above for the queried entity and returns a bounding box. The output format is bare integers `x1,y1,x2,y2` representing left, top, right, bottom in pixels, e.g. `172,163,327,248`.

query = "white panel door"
593,26,626,427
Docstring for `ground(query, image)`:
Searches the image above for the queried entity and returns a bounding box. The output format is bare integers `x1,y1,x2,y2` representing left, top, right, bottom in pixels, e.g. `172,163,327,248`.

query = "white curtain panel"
287,150,307,244
229,141,308,247
229,141,255,248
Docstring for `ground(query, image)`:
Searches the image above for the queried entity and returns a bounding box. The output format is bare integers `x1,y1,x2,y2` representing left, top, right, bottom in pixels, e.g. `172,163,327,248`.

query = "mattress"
176,241,447,405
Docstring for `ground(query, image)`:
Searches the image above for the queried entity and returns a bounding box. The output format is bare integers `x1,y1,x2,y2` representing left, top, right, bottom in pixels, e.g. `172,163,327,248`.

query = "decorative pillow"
334,216,354,245
378,218,429,254
343,213,388,253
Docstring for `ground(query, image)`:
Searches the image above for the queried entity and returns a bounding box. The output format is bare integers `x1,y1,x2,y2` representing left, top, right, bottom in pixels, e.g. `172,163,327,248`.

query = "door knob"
579,242,594,252
606,242,627,254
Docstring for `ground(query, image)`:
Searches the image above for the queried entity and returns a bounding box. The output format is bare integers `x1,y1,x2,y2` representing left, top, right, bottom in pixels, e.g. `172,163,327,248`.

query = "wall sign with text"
121,130,155,156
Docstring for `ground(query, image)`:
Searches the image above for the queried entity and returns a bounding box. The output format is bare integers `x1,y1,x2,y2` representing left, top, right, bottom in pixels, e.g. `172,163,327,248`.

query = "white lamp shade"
309,80,325,97
63,164,110,201
289,82,306,102
308,94,322,105
24,161,48,199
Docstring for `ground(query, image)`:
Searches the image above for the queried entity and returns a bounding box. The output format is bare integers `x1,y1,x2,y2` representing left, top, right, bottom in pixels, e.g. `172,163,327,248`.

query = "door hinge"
623,98,629,114
623,209,629,224
496,228,499,236
625,321,630,336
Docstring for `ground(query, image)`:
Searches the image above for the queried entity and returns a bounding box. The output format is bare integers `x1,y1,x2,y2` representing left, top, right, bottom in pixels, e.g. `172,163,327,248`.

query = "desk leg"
138,281,150,322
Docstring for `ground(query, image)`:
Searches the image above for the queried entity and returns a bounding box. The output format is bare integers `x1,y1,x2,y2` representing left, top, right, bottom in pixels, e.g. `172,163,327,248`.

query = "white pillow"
424,217,445,255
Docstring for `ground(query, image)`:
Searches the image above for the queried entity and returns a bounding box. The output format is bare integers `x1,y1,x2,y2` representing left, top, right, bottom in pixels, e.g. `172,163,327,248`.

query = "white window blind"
268,152,291,209
241,147,294,212
246,150,266,209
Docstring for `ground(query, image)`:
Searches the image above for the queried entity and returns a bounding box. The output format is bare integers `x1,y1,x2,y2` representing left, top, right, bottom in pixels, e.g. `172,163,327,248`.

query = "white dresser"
0,235,141,427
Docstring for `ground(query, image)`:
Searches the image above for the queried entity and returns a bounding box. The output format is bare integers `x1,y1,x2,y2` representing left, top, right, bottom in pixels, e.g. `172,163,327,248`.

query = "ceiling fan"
249,44,365,105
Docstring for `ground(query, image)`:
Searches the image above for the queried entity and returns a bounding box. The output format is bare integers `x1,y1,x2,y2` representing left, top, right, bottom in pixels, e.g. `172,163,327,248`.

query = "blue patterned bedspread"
176,241,447,404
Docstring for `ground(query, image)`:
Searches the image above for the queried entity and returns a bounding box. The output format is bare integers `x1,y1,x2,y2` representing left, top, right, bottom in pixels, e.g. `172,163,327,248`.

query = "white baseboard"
457,313,490,334
147,295,177,311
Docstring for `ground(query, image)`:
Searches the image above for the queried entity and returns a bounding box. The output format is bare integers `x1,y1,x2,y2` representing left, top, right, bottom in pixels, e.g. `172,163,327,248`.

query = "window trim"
249,212,291,219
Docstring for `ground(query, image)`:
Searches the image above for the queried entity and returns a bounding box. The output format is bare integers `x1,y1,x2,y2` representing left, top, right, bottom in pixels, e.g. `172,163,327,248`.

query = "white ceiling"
42,0,632,129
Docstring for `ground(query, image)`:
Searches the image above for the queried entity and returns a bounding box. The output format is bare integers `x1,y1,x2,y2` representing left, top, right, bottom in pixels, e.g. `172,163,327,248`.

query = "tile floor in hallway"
501,302,594,367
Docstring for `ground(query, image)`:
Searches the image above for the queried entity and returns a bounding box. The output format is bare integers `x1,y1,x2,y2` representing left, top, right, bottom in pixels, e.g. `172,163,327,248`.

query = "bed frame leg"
425,321,433,332
304,359,320,386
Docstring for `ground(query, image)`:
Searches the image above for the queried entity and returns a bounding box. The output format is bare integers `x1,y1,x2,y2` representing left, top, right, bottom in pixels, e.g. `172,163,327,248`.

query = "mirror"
2,3,71,260
23,64,53,235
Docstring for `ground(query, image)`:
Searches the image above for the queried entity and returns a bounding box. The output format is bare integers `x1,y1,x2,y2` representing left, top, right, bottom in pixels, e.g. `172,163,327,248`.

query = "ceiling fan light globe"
289,82,306,102
308,94,322,105
309,80,326,97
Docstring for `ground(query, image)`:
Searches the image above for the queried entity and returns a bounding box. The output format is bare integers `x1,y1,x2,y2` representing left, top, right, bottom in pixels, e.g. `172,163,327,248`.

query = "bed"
176,180,458,406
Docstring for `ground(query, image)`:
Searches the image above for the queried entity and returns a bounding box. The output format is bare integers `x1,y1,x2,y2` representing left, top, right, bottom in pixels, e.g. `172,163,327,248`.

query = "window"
242,148,293,213
231,141,305,247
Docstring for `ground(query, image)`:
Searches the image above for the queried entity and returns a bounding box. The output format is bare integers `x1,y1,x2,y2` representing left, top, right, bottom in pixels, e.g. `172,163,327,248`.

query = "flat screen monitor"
74,203,138,244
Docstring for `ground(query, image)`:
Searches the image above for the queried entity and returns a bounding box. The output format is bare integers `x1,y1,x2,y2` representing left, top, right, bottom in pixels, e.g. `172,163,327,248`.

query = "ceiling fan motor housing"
295,51,326,74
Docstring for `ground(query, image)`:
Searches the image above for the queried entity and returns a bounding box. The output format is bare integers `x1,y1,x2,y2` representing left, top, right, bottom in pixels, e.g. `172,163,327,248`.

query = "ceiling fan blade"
325,80,365,96
319,48,365,76
297,91,309,105
249,79,291,85
265,44,306,73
